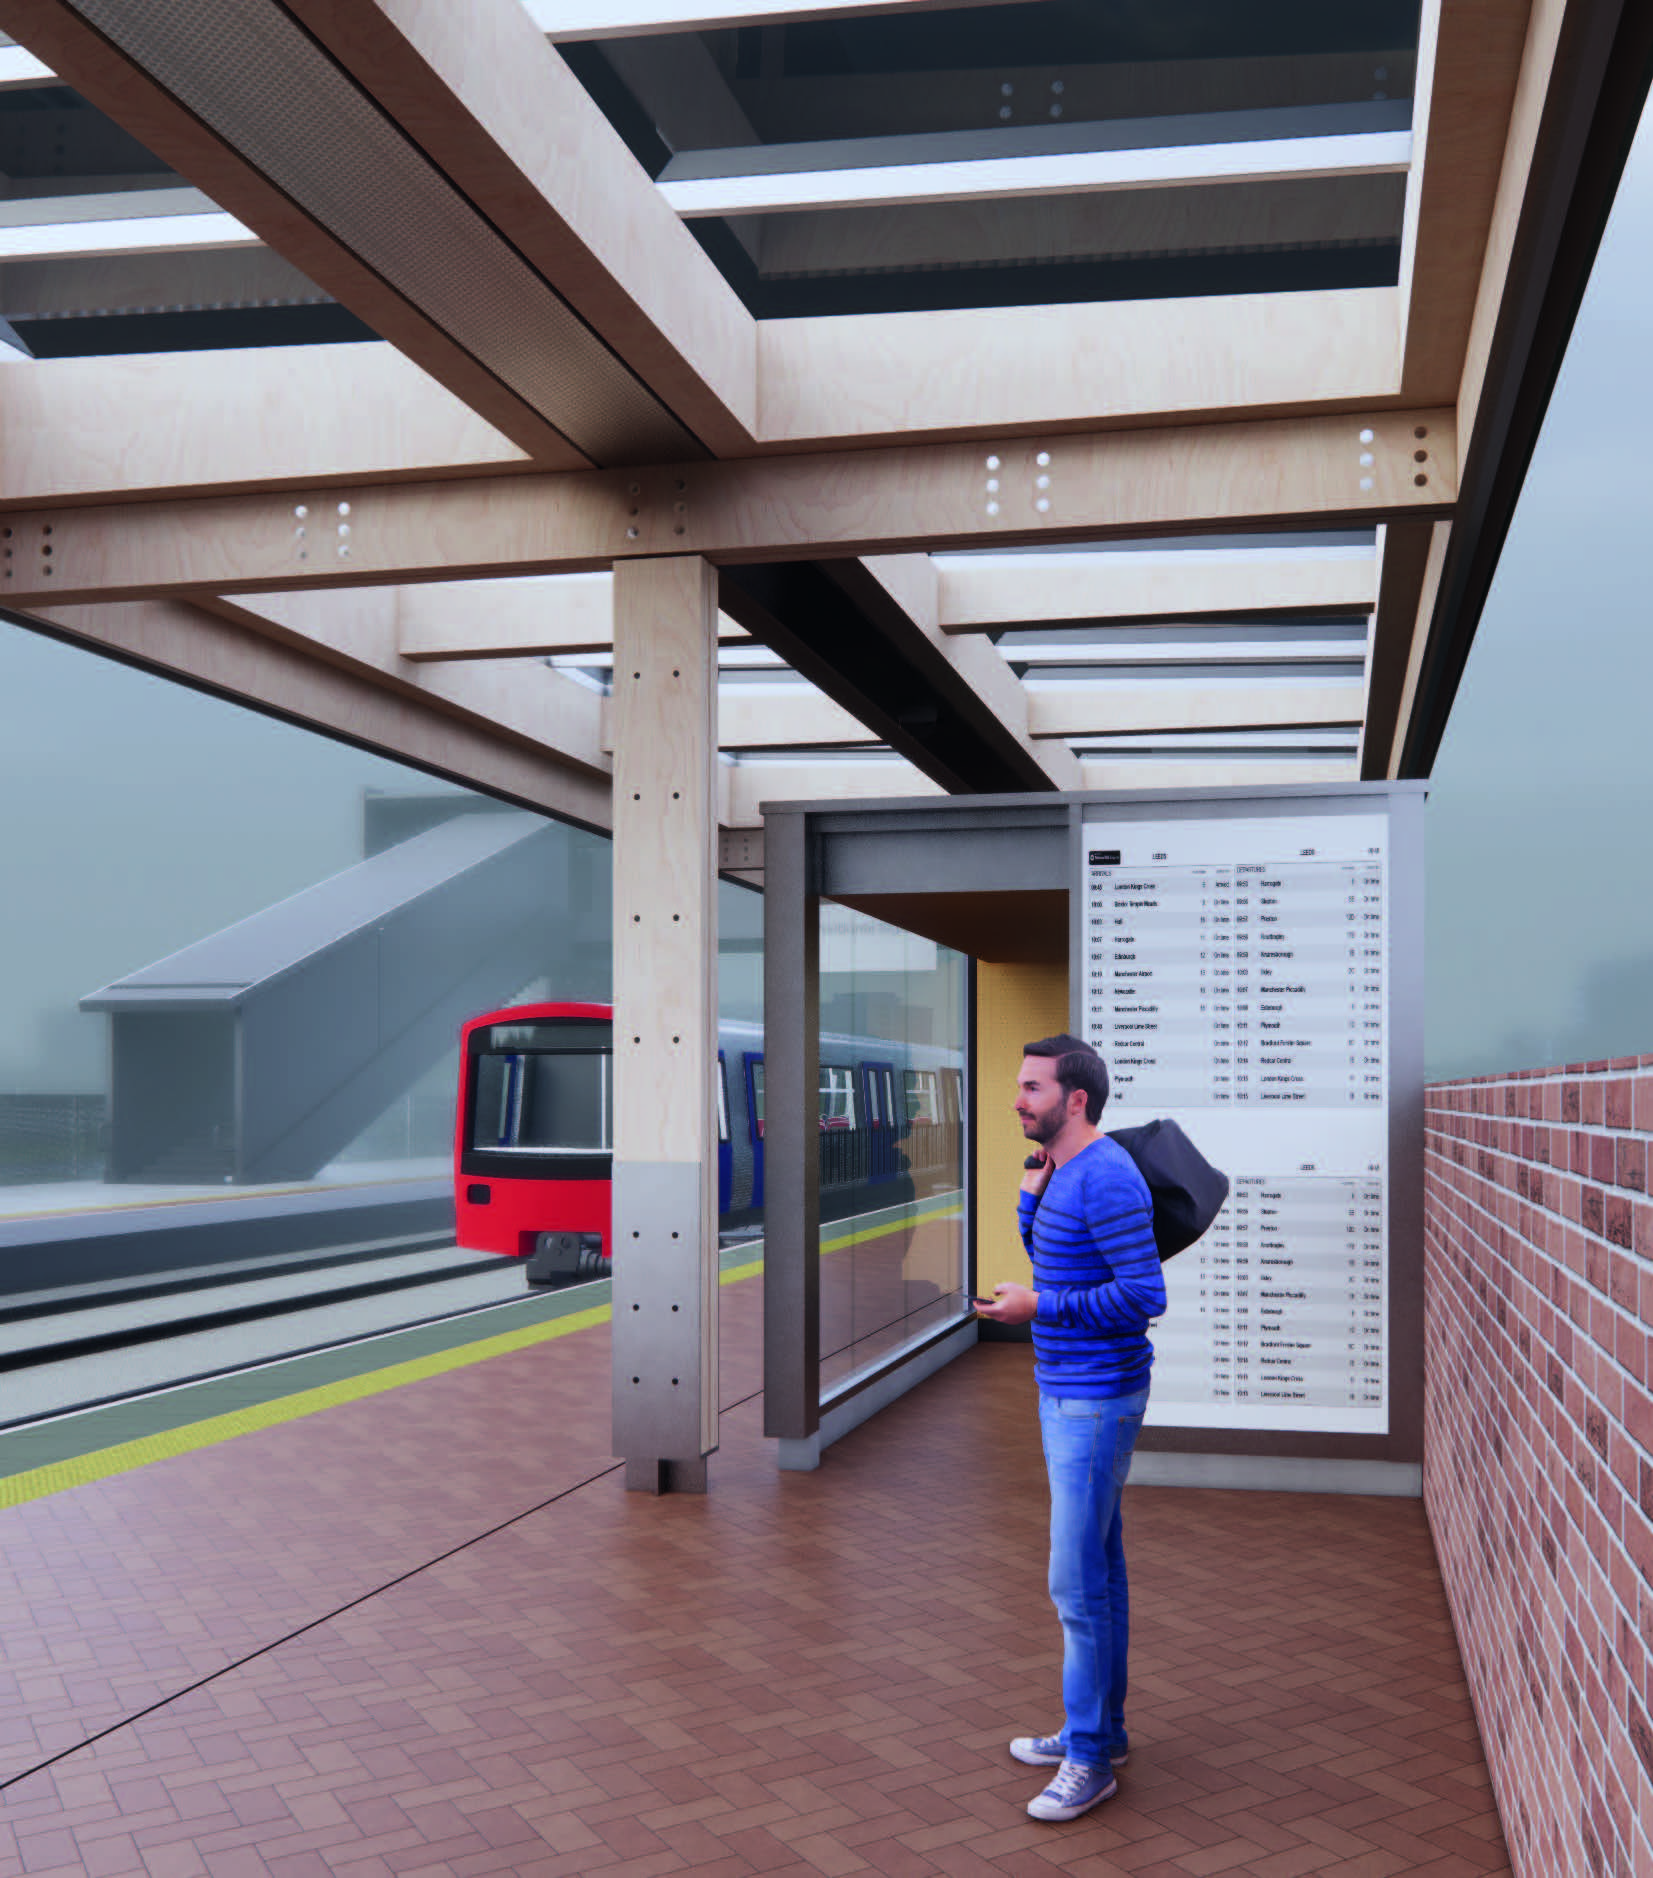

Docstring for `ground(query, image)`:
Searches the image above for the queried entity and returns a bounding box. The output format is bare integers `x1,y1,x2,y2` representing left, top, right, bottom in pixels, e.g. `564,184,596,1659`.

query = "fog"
1424,104,1653,1078
0,626,452,1094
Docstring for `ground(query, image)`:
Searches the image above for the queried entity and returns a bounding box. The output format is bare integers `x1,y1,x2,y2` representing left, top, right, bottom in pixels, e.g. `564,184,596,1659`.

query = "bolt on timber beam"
0,411,1455,607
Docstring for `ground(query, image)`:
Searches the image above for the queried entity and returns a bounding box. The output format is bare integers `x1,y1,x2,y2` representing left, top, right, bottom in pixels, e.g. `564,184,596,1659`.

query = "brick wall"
1425,1059,1653,1878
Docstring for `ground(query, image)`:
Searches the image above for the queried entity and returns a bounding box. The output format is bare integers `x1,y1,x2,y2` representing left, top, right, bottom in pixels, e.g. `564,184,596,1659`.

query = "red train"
455,1001,963,1285
454,1003,615,1284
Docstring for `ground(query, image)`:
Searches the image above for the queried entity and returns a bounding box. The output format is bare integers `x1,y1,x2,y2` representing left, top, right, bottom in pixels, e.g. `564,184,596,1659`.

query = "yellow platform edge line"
0,1204,967,1510
821,1197,963,1256
0,1300,619,1511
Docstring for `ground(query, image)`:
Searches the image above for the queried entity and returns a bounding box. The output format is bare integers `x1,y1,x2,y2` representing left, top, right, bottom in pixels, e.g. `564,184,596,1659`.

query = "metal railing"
0,1094,108,1185
817,1120,962,1190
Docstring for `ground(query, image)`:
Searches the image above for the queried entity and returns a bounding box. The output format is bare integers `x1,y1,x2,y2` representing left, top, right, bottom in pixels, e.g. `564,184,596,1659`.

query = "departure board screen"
1082,811,1390,1434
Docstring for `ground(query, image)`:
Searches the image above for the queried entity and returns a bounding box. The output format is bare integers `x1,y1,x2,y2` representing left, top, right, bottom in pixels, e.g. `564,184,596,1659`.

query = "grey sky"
0,626,465,1092
1424,102,1653,1078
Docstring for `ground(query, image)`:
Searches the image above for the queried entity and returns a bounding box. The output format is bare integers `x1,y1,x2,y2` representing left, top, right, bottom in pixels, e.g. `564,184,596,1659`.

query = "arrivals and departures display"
1082,811,1389,1434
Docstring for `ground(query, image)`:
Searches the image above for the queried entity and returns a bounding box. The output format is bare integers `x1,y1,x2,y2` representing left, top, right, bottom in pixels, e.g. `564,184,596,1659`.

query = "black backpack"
1105,1119,1229,1262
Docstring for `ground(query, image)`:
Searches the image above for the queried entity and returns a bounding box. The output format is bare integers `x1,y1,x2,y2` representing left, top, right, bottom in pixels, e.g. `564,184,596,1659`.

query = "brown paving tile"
1,1292,1510,1878
0,1279,766,1792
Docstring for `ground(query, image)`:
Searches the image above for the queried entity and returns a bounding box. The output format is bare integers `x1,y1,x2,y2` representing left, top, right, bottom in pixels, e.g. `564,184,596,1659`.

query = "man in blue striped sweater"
976,1033,1167,1822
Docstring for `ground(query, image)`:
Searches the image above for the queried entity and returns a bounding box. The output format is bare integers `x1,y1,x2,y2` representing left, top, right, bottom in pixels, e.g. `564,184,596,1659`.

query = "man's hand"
1020,1149,1054,1199
975,1283,1038,1326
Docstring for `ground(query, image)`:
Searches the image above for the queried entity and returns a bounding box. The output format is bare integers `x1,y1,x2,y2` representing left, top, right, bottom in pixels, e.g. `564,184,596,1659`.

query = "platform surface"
0,1257,1509,1876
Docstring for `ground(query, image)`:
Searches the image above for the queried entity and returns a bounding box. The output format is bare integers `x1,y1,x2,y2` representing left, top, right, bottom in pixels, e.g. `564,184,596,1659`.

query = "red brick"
1426,1059,1653,1878
1620,1320,1650,1388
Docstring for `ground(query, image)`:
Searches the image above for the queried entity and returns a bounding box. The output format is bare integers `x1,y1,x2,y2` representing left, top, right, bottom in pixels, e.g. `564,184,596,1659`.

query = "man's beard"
1020,1105,1062,1144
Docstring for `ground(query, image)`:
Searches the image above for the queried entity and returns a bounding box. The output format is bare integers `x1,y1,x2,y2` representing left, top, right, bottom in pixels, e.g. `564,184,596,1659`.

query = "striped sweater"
1018,1135,1167,1399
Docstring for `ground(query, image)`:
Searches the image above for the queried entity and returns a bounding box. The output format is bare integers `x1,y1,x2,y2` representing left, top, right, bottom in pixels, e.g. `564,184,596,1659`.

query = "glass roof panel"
564,0,1420,316
0,85,375,356
689,172,1404,317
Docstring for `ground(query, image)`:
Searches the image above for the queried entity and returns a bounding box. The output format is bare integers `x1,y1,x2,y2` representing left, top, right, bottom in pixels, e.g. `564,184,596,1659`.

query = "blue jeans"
1038,1386,1149,1768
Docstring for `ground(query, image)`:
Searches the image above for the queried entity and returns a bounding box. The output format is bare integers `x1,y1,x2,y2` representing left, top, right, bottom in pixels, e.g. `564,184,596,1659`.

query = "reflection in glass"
815,901,969,1400
820,1063,858,1127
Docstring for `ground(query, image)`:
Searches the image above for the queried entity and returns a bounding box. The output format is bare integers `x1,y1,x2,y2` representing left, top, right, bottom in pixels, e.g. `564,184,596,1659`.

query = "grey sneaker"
1027,1758,1118,1822
1009,1733,1065,1766
1011,1733,1128,1769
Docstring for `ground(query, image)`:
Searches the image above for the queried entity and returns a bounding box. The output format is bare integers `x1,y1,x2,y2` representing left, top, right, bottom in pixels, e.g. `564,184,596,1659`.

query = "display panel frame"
1068,786,1425,1468
762,783,1424,1480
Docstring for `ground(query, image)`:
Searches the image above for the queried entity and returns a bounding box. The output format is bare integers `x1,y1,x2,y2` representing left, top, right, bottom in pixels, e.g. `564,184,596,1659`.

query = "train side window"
940,1068,963,1127
903,1068,940,1125
717,1054,730,1144
864,1066,883,1126
745,1054,765,1139
820,1062,857,1129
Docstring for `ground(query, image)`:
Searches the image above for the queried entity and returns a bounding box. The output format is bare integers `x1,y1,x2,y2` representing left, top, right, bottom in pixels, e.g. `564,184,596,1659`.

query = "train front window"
470,1022,612,1155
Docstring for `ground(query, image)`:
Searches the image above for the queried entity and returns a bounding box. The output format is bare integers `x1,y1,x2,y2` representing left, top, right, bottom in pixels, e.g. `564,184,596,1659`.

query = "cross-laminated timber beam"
757,288,1404,448
716,555,1078,794
19,599,613,829
724,759,942,827
936,545,1380,632
199,588,610,778
608,683,880,756
396,574,750,660
1379,522,1453,779
283,0,756,458
1397,0,1533,406
1079,756,1360,791
531,0,1031,33
702,688,881,754
0,410,1455,608
0,0,602,470
1398,0,1653,775
659,123,1412,218
1025,682,1364,739
0,293,1406,502
399,554,1072,792
0,345,529,508
859,554,1082,791
1358,520,1449,779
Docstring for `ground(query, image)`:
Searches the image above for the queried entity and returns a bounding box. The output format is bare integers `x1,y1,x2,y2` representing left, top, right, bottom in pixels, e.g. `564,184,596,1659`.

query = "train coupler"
525,1231,608,1288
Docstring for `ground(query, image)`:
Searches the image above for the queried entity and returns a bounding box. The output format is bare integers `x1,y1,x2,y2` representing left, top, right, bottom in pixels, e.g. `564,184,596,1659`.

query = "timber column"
610,555,720,1493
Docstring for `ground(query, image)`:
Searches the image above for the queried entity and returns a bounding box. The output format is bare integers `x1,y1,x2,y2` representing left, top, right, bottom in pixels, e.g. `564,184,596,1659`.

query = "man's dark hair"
1023,1033,1109,1124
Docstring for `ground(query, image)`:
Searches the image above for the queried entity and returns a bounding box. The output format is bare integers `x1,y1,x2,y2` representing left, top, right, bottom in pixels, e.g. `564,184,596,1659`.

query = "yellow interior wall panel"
974,956,1070,1298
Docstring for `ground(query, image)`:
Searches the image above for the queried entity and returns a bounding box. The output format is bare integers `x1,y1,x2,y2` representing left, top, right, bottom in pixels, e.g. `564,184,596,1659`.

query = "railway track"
0,1231,550,1430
